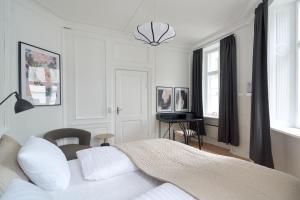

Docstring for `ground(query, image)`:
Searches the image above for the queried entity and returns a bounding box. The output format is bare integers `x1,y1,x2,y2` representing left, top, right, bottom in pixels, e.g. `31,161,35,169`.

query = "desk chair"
173,125,203,149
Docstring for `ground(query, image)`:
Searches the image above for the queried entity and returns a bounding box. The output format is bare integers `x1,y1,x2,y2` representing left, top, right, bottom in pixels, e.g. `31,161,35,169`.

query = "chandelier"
134,21,176,46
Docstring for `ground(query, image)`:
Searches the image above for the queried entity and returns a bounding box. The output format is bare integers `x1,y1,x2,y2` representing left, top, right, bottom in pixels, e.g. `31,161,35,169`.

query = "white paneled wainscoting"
63,28,191,146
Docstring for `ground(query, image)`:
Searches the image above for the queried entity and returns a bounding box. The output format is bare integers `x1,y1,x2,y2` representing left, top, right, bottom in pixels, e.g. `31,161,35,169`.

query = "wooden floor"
189,140,249,161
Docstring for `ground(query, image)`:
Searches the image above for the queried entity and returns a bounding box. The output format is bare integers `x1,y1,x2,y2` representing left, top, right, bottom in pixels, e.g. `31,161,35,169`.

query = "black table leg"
159,121,161,138
173,130,175,141
186,122,189,145
179,122,188,145
197,121,201,150
168,123,171,139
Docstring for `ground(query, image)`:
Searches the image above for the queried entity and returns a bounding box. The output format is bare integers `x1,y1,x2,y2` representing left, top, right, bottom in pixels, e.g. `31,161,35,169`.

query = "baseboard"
202,136,230,149
230,147,249,159
191,136,249,159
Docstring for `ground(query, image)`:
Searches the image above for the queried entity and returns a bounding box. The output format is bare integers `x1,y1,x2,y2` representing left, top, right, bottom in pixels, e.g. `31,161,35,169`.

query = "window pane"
207,74,219,116
268,1,296,127
207,50,219,72
298,1,300,41
203,44,220,118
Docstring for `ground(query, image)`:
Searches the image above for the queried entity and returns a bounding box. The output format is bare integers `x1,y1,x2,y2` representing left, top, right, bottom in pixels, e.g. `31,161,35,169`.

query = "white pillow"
17,136,70,191
76,146,137,180
0,179,52,200
134,183,195,200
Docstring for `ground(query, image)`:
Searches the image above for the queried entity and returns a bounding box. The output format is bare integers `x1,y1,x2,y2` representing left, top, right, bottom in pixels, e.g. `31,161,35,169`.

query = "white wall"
63,27,191,145
0,0,65,143
155,46,191,140
0,0,6,134
194,17,300,179
271,131,300,179
193,21,255,158
0,0,191,145
230,22,254,158
156,47,191,88
284,136,300,178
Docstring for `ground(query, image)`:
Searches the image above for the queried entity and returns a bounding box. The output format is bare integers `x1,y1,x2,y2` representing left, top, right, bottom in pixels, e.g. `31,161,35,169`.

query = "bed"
1,135,300,200
115,139,300,200
51,139,300,200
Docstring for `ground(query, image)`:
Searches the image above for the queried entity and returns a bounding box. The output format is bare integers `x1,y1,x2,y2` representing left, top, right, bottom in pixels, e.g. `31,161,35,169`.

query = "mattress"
48,159,162,200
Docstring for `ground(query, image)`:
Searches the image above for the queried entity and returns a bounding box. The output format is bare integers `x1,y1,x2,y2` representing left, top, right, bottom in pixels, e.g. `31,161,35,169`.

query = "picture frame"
156,86,173,113
19,42,61,106
174,87,189,112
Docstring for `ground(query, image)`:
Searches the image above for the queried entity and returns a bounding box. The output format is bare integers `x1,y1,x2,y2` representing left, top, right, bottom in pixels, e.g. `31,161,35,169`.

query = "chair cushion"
60,144,91,160
174,130,196,136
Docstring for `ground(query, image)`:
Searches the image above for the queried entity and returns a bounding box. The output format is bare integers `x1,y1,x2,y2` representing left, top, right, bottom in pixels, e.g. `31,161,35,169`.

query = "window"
269,0,299,128
203,43,220,118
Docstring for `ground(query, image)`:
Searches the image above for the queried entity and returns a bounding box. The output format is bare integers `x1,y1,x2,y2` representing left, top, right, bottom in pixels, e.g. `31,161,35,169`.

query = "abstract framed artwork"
156,86,173,113
19,42,61,106
174,87,189,112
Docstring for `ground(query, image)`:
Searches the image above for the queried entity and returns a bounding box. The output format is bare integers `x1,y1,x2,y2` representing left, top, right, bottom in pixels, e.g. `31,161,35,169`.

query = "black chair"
44,128,91,160
173,121,203,149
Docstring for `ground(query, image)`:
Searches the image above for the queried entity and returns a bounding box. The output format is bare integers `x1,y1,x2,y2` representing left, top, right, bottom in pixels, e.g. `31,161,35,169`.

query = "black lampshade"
14,96,34,114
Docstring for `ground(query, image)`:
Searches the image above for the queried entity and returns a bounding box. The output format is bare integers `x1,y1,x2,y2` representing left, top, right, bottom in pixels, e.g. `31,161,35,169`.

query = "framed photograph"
174,87,189,112
19,42,61,106
156,86,173,113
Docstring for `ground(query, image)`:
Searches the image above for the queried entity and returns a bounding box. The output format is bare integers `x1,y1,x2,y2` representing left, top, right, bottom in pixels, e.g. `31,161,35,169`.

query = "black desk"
156,113,203,149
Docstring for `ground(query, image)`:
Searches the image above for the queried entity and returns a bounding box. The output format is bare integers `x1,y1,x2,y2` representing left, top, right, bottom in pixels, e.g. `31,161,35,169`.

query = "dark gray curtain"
191,49,205,135
218,35,239,146
250,0,274,168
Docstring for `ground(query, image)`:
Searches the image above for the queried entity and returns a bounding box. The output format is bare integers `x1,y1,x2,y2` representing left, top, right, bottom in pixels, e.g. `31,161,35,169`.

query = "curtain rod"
196,33,235,50
193,18,254,50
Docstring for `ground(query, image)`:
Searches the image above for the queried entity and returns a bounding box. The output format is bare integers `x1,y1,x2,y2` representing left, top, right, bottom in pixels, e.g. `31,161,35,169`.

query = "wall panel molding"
64,29,112,131
63,26,190,143
0,0,11,131
112,41,151,67
0,0,5,130
73,34,108,120
70,121,111,146
70,121,111,129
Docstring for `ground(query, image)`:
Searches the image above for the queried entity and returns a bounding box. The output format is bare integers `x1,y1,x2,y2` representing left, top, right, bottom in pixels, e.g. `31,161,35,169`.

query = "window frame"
297,0,300,127
269,0,299,129
203,43,220,118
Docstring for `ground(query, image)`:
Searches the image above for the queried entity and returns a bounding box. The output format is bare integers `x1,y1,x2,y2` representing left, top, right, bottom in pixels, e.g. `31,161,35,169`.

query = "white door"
115,69,149,143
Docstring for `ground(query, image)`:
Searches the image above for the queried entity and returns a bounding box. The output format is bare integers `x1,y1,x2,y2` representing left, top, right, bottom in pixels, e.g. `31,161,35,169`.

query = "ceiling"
34,0,259,46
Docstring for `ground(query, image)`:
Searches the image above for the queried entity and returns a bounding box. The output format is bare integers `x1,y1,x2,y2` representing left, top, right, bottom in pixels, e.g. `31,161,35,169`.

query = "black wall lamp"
0,91,34,113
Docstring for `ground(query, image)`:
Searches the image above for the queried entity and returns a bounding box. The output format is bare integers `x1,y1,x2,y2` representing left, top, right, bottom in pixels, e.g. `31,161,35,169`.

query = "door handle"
116,107,122,115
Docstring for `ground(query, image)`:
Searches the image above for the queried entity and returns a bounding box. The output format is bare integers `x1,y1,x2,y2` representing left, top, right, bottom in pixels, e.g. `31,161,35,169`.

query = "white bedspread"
48,159,161,200
116,139,300,200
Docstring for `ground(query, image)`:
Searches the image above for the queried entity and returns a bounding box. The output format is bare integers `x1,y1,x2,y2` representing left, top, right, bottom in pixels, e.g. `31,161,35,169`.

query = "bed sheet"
48,159,162,200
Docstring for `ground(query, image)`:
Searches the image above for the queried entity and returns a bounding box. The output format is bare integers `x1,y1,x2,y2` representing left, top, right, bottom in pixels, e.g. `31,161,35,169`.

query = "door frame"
113,66,153,143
